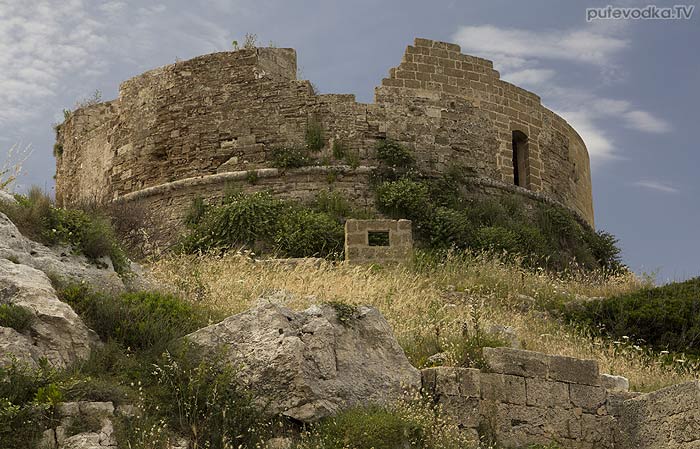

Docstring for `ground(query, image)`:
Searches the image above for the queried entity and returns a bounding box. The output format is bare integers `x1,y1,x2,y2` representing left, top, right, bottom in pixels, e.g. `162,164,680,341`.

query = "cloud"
632,180,680,194
0,0,105,125
454,25,629,67
451,23,670,166
503,69,555,86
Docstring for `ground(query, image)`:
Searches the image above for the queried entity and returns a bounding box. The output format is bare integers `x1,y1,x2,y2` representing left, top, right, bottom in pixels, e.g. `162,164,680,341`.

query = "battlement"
55,38,594,247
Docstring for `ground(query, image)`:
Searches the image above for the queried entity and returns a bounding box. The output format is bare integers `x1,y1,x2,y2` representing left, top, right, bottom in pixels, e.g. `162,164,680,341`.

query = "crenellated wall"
55,38,595,245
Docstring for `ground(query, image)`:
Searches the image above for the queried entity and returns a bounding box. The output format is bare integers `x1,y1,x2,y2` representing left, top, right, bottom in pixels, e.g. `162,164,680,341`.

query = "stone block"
482,347,548,378
525,378,570,408
600,374,629,392
569,384,607,412
480,372,526,405
548,354,600,386
438,395,480,428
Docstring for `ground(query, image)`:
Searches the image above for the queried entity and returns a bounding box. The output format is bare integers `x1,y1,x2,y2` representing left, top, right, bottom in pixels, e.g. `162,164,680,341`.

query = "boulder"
0,190,17,205
185,296,421,421
0,258,99,368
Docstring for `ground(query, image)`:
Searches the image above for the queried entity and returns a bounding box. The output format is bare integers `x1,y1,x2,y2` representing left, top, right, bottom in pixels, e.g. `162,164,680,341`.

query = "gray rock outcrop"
185,297,421,422
0,212,125,293
0,258,99,368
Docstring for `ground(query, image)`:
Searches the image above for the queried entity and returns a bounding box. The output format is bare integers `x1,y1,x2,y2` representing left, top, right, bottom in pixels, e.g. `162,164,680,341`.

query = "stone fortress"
54,38,594,247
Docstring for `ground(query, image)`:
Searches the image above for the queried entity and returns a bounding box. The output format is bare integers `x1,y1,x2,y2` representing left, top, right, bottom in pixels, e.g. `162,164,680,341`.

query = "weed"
0,304,34,333
305,117,324,151
270,146,313,168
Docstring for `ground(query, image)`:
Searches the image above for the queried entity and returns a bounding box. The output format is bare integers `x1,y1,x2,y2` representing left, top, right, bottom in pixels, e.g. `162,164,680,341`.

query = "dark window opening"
512,130,530,189
368,231,390,247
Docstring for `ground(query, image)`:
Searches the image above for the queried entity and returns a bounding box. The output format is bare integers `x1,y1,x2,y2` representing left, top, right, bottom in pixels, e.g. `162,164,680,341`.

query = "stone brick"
569,384,607,412
480,372,526,405
525,378,570,408
482,347,549,378
600,373,629,392
548,354,600,386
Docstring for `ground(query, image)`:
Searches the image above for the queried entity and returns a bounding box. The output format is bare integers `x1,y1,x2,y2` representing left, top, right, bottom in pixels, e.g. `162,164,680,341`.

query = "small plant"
0,304,34,333
53,143,63,158
246,170,259,185
59,285,213,352
305,117,324,151
270,146,312,168
375,139,415,168
326,301,359,326
331,139,346,160
232,33,258,51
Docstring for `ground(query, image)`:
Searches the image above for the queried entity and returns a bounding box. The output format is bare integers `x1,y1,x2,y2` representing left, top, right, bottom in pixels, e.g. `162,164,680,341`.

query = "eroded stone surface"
0,258,99,368
185,296,421,421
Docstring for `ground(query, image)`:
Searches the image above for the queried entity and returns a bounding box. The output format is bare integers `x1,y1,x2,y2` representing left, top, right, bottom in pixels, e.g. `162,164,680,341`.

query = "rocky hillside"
1,191,698,449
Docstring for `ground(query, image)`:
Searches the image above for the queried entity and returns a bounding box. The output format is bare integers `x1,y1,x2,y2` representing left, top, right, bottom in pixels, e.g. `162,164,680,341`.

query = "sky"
0,0,698,283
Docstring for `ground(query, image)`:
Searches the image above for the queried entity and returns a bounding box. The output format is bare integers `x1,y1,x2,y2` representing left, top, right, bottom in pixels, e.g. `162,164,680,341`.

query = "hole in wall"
368,231,390,247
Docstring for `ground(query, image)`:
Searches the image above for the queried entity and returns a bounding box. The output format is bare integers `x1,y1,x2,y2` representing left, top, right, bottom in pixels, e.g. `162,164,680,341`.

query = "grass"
0,304,34,332
0,187,129,275
149,250,697,392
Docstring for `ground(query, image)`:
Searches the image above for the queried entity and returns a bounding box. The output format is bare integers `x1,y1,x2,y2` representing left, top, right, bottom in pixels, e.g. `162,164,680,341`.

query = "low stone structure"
422,347,700,449
344,219,413,264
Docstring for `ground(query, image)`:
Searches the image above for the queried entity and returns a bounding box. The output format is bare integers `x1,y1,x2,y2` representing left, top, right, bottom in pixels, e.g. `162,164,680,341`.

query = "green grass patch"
0,187,129,275
0,304,34,332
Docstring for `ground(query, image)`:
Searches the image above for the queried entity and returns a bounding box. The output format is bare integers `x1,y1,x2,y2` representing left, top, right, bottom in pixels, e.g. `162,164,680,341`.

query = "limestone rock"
0,190,17,205
0,258,99,368
600,373,630,392
185,297,421,421
0,212,125,293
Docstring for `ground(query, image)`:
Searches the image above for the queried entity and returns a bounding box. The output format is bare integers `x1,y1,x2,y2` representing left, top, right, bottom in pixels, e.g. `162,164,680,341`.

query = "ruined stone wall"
423,347,700,449
344,219,413,264
55,38,595,242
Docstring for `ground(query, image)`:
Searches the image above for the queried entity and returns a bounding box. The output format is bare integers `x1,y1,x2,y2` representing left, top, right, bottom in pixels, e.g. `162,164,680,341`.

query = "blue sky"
1,0,698,282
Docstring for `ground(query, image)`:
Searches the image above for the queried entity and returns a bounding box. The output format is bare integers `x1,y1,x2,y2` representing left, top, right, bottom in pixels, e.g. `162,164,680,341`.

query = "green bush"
0,304,34,332
372,172,622,272
147,348,266,449
564,277,700,355
305,117,324,151
0,187,129,275
59,285,212,352
181,192,285,253
0,360,59,449
375,178,430,220
181,191,345,258
274,207,344,258
375,139,415,168
271,146,313,168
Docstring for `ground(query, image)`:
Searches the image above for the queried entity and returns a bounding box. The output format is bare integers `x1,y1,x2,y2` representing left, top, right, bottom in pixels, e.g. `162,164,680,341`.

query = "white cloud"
632,180,680,194
623,110,671,133
454,25,629,67
503,69,555,86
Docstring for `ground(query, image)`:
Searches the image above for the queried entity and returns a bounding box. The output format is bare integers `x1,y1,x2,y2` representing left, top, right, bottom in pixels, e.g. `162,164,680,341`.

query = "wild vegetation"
0,187,129,275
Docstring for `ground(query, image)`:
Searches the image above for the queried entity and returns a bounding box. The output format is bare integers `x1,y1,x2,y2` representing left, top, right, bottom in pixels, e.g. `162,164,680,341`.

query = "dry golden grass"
150,251,697,392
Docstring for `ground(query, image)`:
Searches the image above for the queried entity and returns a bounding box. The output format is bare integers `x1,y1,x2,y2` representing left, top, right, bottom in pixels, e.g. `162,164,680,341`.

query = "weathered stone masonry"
424,347,700,449
55,38,594,245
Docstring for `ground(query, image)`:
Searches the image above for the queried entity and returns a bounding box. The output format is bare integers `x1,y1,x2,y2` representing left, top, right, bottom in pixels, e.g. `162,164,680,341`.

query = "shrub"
181,192,285,253
0,360,59,449
271,146,312,168
564,277,700,355
375,139,415,168
0,304,34,332
59,285,212,352
305,117,324,151
181,191,345,258
375,178,430,220
0,187,129,275
331,139,346,160
295,401,471,449
148,348,266,449
274,207,344,258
